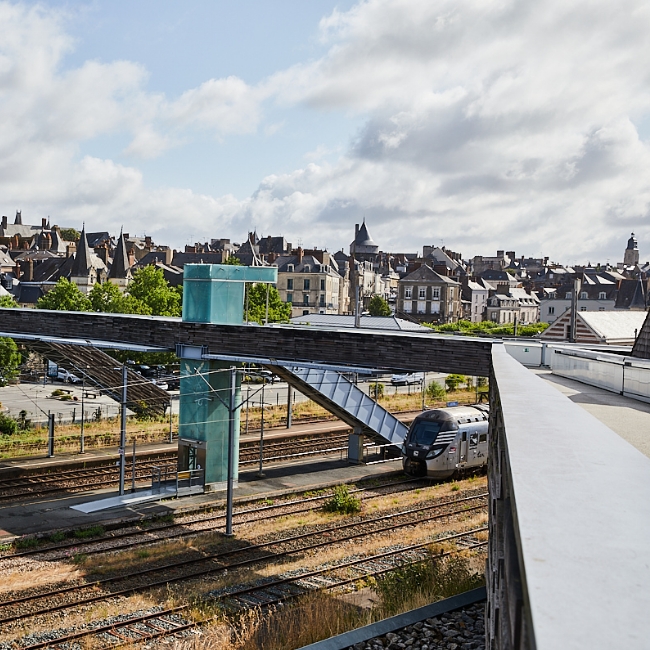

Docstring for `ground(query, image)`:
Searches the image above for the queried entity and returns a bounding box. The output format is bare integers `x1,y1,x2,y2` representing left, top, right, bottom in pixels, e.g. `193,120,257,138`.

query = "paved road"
1,373,448,424
533,369,650,459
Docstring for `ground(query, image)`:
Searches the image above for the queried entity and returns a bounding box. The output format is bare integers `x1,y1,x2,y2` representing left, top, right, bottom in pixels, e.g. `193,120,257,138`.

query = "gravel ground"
347,602,485,650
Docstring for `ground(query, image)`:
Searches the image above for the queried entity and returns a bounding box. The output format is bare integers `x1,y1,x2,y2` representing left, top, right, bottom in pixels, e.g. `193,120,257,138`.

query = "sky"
1,0,650,264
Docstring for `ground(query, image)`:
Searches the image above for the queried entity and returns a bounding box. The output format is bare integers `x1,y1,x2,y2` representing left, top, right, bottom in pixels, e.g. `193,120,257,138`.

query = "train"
401,405,489,479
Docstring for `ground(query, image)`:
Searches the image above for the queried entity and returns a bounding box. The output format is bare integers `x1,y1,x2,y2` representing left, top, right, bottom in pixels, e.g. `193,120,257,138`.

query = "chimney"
66,243,76,258
128,248,136,267
145,236,152,249
355,223,359,240
268,252,276,264
434,264,449,276
165,248,172,265
1,216,6,230
43,232,51,250
14,262,20,280
26,259,34,282
496,283,509,295
42,218,47,229
95,246,109,264
297,247,304,264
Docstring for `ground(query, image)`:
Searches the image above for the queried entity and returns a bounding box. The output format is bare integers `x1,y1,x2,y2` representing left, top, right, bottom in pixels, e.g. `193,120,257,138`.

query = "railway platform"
0,447,406,540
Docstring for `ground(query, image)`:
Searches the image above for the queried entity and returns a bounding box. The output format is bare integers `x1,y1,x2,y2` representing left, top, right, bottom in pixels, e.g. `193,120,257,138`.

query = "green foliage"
0,337,21,386
126,266,182,316
424,319,549,337
60,227,81,242
48,531,66,543
371,382,385,399
223,256,242,265
323,485,362,515
73,525,105,539
245,283,291,325
368,294,391,317
376,555,484,615
445,374,467,391
89,281,151,315
426,381,447,400
0,412,18,435
14,536,39,549
36,278,91,311
0,295,18,308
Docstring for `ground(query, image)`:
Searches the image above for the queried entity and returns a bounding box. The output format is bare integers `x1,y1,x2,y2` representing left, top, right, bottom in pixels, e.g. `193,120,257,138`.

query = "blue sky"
1,0,650,262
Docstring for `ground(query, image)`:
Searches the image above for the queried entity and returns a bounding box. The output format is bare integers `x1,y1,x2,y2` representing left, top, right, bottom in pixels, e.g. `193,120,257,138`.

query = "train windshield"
409,420,444,446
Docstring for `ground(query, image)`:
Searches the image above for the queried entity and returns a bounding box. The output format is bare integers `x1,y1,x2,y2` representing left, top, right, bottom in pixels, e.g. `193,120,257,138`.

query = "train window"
470,433,478,447
409,420,443,446
479,433,487,443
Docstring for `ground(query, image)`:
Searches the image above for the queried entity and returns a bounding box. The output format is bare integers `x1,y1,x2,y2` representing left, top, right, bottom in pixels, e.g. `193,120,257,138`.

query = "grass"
14,536,39,549
73,525,105,539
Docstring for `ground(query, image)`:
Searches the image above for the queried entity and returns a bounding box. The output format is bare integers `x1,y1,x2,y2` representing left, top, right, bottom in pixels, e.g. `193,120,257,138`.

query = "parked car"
56,369,81,384
390,372,425,386
150,378,169,390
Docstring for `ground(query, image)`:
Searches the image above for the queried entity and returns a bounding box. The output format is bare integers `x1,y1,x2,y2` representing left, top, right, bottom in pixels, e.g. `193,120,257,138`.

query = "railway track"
12,527,488,650
0,489,488,628
2,477,425,558
0,428,391,503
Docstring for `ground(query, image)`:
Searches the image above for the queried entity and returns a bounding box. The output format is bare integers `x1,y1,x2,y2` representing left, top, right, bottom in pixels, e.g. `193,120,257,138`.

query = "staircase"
266,365,409,446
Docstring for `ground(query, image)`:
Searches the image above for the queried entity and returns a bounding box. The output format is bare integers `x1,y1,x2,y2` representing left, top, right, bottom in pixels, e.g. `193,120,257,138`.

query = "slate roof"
70,227,92,277
400,264,460,285
290,314,430,331
108,231,130,279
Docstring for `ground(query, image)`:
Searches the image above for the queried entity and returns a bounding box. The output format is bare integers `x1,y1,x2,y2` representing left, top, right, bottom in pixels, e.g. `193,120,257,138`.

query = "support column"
178,358,241,490
348,426,364,464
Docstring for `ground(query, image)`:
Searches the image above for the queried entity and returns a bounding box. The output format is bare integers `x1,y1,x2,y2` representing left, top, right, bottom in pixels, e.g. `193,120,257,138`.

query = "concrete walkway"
532,369,650,459
0,454,404,540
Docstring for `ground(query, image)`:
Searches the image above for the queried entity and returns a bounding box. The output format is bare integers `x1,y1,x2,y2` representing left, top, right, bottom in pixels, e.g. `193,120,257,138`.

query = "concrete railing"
488,343,650,649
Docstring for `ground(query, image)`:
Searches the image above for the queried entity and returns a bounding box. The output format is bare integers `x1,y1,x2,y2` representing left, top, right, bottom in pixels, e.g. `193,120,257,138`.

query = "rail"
487,343,650,649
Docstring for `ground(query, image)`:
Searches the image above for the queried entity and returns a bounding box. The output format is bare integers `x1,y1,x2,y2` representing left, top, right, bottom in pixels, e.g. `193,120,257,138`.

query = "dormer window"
287,264,294,272
580,291,587,299
304,264,311,272
599,291,606,300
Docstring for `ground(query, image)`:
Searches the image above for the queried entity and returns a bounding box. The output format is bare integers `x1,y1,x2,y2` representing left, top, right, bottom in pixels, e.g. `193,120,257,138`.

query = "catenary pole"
119,364,127,496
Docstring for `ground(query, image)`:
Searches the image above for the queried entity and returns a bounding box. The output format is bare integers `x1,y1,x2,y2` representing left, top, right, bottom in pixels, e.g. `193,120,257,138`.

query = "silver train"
401,405,489,479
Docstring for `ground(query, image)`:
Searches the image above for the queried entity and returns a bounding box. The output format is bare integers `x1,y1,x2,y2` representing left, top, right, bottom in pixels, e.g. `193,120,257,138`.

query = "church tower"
624,233,639,267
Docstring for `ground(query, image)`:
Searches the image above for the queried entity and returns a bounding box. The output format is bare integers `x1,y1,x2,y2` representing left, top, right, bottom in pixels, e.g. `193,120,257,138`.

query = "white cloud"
2,0,650,262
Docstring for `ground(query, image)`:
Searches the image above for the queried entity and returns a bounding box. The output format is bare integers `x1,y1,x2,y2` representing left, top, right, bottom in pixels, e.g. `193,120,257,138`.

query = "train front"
401,410,459,478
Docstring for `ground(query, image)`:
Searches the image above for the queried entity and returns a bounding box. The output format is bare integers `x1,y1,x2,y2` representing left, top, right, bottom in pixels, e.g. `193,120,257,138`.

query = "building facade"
397,264,461,323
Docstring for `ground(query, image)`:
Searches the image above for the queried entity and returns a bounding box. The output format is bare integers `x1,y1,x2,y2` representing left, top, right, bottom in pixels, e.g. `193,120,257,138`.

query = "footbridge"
1,306,650,649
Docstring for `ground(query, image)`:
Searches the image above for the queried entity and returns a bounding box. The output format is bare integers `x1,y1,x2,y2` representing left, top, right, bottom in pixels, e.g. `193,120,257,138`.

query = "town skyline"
2,1,649,266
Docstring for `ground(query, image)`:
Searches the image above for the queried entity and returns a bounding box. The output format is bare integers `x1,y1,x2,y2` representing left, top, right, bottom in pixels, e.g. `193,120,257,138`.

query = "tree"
445,374,467,392
60,228,80,242
223,256,241,265
89,281,151,315
126,266,182,317
0,337,21,387
0,295,18,308
368,295,391,317
0,412,18,435
36,278,91,311
245,283,291,325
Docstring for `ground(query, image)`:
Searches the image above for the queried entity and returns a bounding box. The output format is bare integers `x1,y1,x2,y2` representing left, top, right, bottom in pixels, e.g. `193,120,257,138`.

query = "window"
417,301,426,314
320,294,325,307
405,287,412,299
287,293,293,303
402,301,412,313
580,292,588,299
418,287,426,299
565,292,572,299
491,311,498,321
580,306,587,311
548,306,555,315
320,279,325,291
599,307,605,311
432,287,440,300
303,294,309,306
599,292,606,300
304,265,311,272
287,278,293,290
303,279,310,290
287,264,294,272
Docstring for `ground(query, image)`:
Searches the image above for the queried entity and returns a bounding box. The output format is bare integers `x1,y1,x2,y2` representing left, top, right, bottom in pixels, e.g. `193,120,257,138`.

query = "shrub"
376,555,484,615
445,374,467,391
0,413,17,435
323,485,361,515
51,389,65,397
73,525,105,539
426,381,446,400
371,382,385,399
